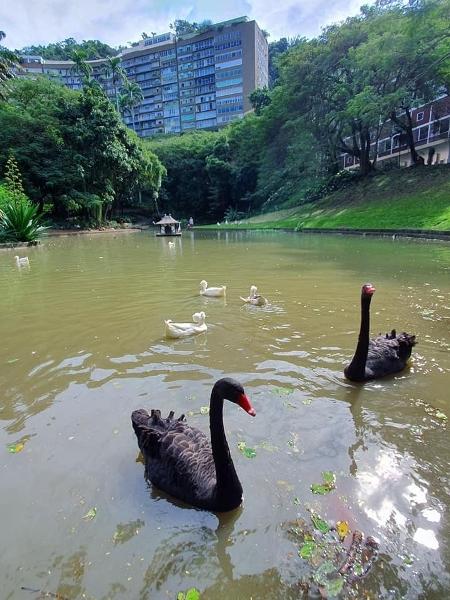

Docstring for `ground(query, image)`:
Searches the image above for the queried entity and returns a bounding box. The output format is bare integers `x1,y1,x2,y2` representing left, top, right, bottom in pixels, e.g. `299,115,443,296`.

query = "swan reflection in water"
138,499,251,598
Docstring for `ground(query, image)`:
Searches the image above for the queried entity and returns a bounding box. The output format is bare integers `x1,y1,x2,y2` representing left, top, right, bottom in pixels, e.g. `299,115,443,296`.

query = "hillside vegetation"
201,166,450,231
146,1,450,225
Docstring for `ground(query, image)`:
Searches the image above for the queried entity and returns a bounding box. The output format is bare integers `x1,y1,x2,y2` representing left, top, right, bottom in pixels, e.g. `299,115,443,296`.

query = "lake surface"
0,230,449,600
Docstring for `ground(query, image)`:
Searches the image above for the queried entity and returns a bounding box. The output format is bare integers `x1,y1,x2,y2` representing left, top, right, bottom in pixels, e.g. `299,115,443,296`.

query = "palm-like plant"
0,196,46,243
103,56,126,112
0,31,20,100
120,79,143,129
70,49,93,82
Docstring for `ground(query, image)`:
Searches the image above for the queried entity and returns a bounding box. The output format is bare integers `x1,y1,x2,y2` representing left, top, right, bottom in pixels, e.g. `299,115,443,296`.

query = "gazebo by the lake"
154,214,182,236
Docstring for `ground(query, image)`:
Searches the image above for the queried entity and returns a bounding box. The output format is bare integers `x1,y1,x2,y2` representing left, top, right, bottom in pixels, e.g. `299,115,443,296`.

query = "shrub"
0,194,46,242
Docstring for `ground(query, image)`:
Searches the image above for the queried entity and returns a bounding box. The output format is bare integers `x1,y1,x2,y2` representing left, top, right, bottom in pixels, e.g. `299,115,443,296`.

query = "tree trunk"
391,107,422,166
356,127,374,176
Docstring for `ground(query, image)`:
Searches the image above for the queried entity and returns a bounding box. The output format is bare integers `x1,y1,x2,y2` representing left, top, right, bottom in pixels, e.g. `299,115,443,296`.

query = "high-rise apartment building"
19,17,268,137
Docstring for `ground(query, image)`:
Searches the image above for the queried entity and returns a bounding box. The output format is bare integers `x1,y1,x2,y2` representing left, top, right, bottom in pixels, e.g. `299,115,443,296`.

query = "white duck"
240,285,267,306
199,280,226,297
15,255,30,267
165,312,207,338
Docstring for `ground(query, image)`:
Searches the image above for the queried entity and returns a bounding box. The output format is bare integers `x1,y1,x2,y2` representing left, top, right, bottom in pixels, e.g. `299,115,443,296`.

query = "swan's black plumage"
131,378,255,512
344,284,416,382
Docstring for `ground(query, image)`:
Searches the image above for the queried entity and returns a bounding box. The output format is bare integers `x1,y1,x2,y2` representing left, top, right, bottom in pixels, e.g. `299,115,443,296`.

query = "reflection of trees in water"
343,384,450,597
202,567,301,600
138,508,259,599
45,547,88,599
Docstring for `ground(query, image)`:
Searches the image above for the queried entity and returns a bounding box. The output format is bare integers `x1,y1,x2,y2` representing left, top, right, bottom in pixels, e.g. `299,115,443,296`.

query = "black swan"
131,378,256,512
344,283,416,382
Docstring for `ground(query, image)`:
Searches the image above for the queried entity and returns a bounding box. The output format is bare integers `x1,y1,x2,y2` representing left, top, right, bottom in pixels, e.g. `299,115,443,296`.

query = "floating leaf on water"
325,576,345,597
302,398,312,405
82,507,97,520
7,358,19,364
200,406,209,415
435,410,447,420
177,589,200,600
273,386,294,396
322,471,336,486
299,540,316,559
293,497,301,505
313,560,335,585
311,483,330,495
402,555,414,566
311,471,336,495
311,512,330,534
113,519,145,544
336,520,350,540
353,561,364,576
237,441,256,459
7,441,25,453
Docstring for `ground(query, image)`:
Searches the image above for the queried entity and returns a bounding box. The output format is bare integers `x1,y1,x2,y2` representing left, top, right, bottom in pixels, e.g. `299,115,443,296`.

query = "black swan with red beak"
131,378,256,512
344,284,416,382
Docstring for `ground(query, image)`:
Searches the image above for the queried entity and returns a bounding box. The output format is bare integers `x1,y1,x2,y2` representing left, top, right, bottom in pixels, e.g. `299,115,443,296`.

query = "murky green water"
1,230,449,600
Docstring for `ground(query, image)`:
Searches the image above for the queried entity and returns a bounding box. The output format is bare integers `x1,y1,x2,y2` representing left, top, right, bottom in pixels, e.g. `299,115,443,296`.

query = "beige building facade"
20,17,268,138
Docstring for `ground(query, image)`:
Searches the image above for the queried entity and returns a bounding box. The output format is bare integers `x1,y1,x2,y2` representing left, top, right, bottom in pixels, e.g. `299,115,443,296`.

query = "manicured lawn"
200,166,450,231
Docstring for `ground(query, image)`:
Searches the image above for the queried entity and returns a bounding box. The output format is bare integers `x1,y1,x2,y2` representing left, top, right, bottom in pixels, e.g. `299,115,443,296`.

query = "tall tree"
70,49,93,81
0,78,164,220
119,79,143,129
103,56,126,112
0,31,19,100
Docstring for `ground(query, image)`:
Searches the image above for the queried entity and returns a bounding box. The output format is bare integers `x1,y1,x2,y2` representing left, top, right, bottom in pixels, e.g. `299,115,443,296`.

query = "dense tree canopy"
0,78,164,224
18,38,119,60
2,0,449,226
146,0,450,221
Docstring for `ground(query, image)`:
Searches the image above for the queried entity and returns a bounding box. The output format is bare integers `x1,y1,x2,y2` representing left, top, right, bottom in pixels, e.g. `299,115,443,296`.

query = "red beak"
238,393,256,417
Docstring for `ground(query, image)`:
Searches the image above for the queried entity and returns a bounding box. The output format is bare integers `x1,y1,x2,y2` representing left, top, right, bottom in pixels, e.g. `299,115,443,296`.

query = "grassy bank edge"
200,166,450,233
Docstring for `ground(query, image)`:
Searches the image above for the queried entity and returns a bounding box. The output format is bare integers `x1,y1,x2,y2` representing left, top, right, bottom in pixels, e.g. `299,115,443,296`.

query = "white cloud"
0,0,365,50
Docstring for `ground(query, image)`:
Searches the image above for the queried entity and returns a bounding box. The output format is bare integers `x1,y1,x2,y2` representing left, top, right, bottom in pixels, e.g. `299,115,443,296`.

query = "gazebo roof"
154,214,180,225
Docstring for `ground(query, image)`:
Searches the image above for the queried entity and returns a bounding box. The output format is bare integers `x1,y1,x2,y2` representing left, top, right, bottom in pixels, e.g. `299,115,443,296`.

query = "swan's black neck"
346,293,372,380
210,388,243,508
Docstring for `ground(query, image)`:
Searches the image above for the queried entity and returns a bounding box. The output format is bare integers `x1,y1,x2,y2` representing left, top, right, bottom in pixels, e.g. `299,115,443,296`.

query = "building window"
416,111,424,122
418,126,428,141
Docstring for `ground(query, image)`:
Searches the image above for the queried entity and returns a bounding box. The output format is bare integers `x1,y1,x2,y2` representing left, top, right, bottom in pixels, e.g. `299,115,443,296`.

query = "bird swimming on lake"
165,311,207,338
344,283,416,382
15,255,30,267
131,377,256,511
200,280,226,297
240,285,267,306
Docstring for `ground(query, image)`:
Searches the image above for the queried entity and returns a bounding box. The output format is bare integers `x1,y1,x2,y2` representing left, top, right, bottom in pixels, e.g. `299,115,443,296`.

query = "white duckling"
15,255,30,267
199,280,226,297
165,311,207,338
240,285,267,306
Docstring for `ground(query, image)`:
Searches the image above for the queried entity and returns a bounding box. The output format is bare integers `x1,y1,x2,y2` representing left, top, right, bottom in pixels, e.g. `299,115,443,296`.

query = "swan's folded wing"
156,423,216,495
367,337,410,375
131,410,163,458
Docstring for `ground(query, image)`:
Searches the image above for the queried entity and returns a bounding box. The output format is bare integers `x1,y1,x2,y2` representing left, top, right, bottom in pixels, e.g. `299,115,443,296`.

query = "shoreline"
0,226,146,251
2,225,449,250
198,226,450,242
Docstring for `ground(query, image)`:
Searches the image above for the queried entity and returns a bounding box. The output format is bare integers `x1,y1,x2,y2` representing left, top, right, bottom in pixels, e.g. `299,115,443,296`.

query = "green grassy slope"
203,165,450,231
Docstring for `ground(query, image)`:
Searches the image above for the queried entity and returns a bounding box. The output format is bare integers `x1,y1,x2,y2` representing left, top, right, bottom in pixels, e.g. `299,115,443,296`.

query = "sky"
1,0,364,50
